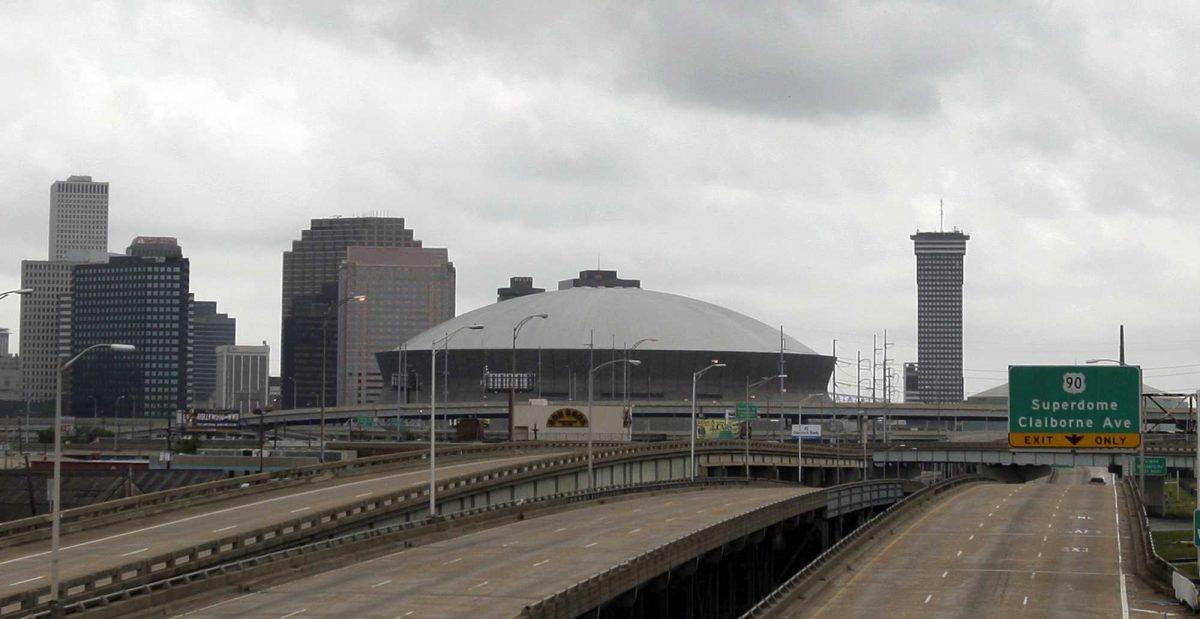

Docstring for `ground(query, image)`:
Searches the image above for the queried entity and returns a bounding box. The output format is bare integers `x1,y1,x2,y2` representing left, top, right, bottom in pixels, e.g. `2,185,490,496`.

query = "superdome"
402,287,818,355
377,285,833,405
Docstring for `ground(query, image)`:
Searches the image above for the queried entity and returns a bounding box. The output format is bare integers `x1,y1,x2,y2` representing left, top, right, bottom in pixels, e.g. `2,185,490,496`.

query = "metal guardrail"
0,439,862,548
519,478,912,619
741,474,987,618
1127,478,1198,609
0,440,864,617
45,478,757,618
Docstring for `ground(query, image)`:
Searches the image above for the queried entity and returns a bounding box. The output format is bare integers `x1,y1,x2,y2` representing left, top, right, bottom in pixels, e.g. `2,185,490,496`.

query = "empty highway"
794,468,1182,618
0,452,564,597
171,485,817,618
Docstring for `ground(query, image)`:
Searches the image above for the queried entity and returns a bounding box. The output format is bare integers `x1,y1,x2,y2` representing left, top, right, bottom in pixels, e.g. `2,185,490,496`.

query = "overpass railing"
520,478,911,619
0,439,861,548
742,474,987,618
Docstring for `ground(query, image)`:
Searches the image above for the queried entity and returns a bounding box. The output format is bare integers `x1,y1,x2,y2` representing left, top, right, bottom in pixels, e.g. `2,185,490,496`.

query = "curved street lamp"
51,343,135,606
429,324,484,515
624,338,657,407
0,288,33,302
690,361,726,480
509,314,549,441
587,358,640,488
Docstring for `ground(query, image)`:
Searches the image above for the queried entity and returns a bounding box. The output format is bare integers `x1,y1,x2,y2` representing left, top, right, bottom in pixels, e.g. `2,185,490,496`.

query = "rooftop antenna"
939,199,944,232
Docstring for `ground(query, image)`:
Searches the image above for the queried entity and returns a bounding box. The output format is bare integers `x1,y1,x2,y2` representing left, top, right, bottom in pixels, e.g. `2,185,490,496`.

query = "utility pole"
882,329,889,403
871,334,878,402
831,339,837,401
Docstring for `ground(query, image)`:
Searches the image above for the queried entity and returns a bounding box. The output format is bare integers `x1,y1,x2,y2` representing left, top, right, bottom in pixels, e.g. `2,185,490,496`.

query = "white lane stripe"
371,579,392,588
968,535,974,541
923,594,932,604
169,592,258,617
279,610,307,619
8,576,42,586
533,559,550,567
212,525,237,533
356,492,373,498
956,550,962,557
629,528,642,534
1023,596,1029,606
443,557,461,565
289,507,310,513
941,570,948,578
470,580,489,589
120,547,149,557
585,542,599,548
1113,472,1130,619
0,455,546,568
554,527,567,532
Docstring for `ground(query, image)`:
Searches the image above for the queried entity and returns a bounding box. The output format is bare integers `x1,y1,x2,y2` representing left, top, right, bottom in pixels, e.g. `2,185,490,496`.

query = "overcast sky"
3,1,1200,395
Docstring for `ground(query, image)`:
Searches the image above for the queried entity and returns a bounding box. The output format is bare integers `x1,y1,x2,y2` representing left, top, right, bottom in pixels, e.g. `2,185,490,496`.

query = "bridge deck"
792,468,1181,618
177,485,817,618
0,453,561,597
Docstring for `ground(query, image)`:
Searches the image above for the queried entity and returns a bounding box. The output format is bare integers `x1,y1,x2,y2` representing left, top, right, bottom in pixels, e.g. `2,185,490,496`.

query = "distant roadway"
171,486,817,618
0,453,563,596
793,467,1182,618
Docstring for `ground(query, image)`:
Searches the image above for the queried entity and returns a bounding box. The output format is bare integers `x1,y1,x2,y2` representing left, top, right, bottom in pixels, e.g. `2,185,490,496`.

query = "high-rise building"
337,247,455,405
903,362,919,403
192,301,236,407
215,345,270,414
68,237,191,418
49,175,109,262
280,217,422,409
497,276,545,302
0,329,18,402
558,270,640,290
911,230,969,403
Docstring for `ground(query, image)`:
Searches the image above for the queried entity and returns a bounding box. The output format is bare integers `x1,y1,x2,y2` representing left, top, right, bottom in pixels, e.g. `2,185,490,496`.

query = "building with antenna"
911,228,970,403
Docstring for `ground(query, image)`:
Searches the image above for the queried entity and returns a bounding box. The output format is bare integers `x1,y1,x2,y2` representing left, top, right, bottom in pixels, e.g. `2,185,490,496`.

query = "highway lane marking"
8,576,42,586
585,542,599,548
987,513,993,518
1043,535,1048,542
289,507,310,513
1023,596,1029,606
1037,552,1042,558
923,594,932,604
371,579,392,588
554,527,567,532
1113,472,1130,619
941,571,948,578
120,547,149,557
0,455,549,569
443,557,462,565
629,528,641,534
956,550,962,557
470,580,490,589
978,522,984,528
400,613,414,617
968,535,974,541
212,525,237,533
279,610,307,618
532,559,550,567
169,592,258,617
356,492,373,498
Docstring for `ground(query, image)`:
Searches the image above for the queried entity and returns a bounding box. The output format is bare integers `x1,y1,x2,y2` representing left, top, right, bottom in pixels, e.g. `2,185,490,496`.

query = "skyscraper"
20,175,111,406
911,230,970,403
336,247,455,405
49,175,109,262
69,237,191,418
280,217,422,409
215,345,270,414
192,301,236,407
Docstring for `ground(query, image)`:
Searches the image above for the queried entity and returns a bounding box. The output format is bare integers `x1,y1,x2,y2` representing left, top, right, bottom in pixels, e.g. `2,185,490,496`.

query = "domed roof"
402,286,819,355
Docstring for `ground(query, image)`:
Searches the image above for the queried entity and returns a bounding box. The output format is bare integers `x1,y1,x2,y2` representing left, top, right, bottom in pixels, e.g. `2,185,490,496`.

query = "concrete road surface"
795,467,1184,619
0,453,562,596
173,485,817,618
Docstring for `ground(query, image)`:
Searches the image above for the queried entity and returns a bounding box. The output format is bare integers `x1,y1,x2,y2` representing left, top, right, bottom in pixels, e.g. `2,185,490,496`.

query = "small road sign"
1008,365,1141,450
1194,509,1200,548
356,415,374,428
791,424,821,439
735,402,758,421
1132,456,1167,476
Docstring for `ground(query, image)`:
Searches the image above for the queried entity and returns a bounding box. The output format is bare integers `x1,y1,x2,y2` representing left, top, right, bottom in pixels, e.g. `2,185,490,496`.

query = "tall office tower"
215,345,270,414
280,217,422,410
192,301,236,407
497,276,545,302
69,237,191,418
49,175,109,262
0,329,17,402
336,247,455,405
911,230,970,403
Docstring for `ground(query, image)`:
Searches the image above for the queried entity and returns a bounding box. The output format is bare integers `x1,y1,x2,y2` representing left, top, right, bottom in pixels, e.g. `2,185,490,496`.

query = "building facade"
497,276,544,302
68,237,191,418
19,261,86,404
911,230,969,403
336,247,455,405
49,176,109,262
192,301,236,407
0,330,18,402
280,217,423,409
214,345,270,414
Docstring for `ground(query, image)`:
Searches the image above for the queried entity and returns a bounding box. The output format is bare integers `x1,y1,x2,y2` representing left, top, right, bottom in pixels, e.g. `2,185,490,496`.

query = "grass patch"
1152,530,1196,562
1165,481,1196,519
1176,562,1200,579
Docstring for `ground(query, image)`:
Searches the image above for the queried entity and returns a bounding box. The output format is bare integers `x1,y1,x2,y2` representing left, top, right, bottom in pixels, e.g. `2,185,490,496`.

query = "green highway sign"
1008,365,1141,450
356,415,374,428
735,402,758,421
1132,456,1167,476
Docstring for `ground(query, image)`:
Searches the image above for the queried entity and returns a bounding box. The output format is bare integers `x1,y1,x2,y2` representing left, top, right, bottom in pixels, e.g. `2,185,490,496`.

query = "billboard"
697,419,739,440
179,409,241,430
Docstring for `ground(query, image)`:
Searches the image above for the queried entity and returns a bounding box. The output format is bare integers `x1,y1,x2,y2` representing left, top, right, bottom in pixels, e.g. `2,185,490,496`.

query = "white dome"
402,286,818,355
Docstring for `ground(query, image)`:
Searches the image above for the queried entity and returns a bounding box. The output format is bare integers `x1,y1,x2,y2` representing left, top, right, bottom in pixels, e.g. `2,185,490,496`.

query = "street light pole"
587,357,640,488
51,343,135,608
690,361,726,480
0,288,33,302
429,325,483,516
510,314,549,442
320,294,366,463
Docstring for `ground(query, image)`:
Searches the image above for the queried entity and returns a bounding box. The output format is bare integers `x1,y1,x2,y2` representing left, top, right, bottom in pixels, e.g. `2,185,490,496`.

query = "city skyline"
3,4,1200,396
